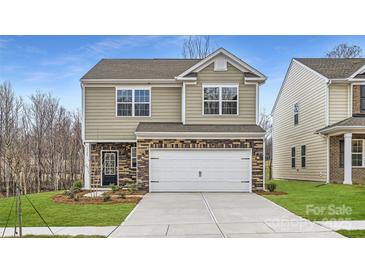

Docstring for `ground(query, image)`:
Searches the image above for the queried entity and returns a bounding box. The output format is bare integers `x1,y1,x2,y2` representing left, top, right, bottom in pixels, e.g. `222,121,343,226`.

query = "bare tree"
182,36,214,59
326,43,362,58
0,81,83,196
259,111,273,180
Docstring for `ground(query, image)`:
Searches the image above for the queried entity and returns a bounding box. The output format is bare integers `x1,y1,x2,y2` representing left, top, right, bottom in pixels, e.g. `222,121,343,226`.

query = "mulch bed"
255,190,288,196
52,190,144,205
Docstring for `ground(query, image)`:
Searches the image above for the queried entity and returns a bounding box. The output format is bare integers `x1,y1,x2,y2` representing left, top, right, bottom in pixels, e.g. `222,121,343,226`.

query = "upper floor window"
293,103,299,125
360,86,365,112
203,85,238,115
116,88,150,117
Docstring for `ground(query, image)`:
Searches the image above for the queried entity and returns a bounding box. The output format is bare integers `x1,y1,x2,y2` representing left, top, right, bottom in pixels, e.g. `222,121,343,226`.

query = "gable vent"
214,55,227,71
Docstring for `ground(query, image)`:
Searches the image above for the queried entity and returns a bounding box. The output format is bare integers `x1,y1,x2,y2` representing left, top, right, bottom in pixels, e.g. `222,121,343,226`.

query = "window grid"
116,88,150,117
203,85,238,115
131,147,137,169
352,139,363,167
104,153,116,175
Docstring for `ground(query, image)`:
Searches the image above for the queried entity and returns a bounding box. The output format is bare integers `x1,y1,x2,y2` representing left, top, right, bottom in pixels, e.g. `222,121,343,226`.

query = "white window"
116,88,150,117
352,139,363,167
131,147,137,168
203,85,238,115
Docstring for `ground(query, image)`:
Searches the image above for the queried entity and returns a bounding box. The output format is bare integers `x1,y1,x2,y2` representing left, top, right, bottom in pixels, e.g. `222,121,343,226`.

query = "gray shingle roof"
295,58,365,79
81,59,201,80
317,116,365,134
136,122,265,133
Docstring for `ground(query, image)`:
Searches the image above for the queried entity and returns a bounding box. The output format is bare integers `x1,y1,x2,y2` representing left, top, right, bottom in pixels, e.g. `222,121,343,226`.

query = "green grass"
263,180,365,221
337,230,365,238
0,192,136,227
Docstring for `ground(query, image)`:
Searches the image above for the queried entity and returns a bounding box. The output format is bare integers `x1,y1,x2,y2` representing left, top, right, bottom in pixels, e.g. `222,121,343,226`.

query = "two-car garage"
149,149,252,192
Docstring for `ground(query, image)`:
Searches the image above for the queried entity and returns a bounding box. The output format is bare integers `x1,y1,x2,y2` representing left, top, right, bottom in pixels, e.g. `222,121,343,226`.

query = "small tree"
326,43,362,58
182,36,214,59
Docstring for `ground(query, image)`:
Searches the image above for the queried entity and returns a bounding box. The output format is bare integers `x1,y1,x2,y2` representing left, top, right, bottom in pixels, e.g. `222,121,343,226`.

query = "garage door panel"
150,149,251,192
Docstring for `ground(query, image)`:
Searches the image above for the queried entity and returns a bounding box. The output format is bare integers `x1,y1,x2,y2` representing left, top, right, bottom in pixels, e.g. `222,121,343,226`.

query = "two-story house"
81,48,266,192
272,58,365,185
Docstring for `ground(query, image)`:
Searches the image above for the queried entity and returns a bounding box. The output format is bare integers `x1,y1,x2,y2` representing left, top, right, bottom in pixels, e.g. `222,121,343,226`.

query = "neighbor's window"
360,86,365,112
293,103,299,125
352,139,363,167
203,85,238,115
117,88,150,117
131,147,137,168
301,145,306,168
291,147,296,168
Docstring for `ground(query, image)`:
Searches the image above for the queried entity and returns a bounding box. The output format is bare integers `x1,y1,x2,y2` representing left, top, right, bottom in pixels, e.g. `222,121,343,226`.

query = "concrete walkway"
110,193,343,238
316,220,365,231
1,226,116,237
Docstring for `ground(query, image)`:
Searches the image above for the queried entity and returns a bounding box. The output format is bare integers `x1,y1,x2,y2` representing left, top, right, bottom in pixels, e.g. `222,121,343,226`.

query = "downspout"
182,82,186,124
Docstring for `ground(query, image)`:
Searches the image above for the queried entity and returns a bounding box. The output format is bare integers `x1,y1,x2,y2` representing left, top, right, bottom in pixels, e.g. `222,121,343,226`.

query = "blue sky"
1,35,365,113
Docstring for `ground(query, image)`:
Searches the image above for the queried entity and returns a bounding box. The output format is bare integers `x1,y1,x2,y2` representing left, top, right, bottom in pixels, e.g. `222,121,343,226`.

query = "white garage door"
150,149,251,192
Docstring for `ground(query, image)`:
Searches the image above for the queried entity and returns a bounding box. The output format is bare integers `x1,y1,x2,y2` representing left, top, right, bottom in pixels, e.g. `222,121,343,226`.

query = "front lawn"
263,180,365,221
337,230,365,238
0,191,136,227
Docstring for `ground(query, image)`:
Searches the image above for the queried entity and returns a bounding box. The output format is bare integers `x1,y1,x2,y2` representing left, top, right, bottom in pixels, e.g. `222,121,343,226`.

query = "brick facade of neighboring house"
352,85,361,114
136,139,264,191
329,134,365,183
90,143,136,187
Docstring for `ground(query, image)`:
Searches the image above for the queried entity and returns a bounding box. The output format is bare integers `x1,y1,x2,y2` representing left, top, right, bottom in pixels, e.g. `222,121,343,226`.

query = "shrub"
110,184,120,193
126,183,138,194
73,180,83,189
266,183,277,192
118,192,126,199
103,193,111,202
74,194,80,201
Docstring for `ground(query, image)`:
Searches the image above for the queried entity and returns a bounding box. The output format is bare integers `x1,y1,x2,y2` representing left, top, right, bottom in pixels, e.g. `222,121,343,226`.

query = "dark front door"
102,151,118,185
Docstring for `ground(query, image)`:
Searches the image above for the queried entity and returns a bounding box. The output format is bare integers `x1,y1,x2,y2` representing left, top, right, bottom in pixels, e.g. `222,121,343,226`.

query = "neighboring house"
81,48,267,192
272,58,365,184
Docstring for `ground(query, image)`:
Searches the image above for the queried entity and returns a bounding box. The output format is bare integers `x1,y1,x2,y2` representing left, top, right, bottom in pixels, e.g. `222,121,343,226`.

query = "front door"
102,151,118,185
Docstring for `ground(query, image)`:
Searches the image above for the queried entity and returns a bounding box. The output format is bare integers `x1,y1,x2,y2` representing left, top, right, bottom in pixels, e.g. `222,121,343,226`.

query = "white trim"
81,83,86,141
175,76,197,81
148,148,253,193
202,84,239,116
182,82,186,124
256,83,259,125
83,84,182,88
325,82,330,126
177,48,267,80
263,137,266,191
115,87,151,118
348,64,365,79
131,146,137,169
343,133,352,184
318,126,365,135
137,136,265,140
84,140,137,143
81,78,177,83
135,131,265,138
326,136,330,183
100,150,119,186
84,143,91,188
349,84,352,117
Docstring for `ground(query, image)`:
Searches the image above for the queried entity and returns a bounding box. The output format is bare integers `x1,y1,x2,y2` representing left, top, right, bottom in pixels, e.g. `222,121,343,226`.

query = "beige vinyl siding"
272,61,328,182
85,86,181,140
185,63,256,124
329,84,350,124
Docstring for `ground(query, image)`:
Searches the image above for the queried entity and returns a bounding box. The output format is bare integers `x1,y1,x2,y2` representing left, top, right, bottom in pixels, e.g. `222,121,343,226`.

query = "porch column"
343,133,352,185
84,142,91,189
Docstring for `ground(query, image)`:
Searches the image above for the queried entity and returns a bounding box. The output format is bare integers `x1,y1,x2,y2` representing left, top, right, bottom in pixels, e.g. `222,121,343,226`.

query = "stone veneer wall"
136,139,264,191
352,85,361,114
90,143,136,187
329,134,365,183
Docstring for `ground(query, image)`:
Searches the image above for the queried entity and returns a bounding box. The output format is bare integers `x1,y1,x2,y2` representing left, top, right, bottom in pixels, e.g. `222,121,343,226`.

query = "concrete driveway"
110,193,343,238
